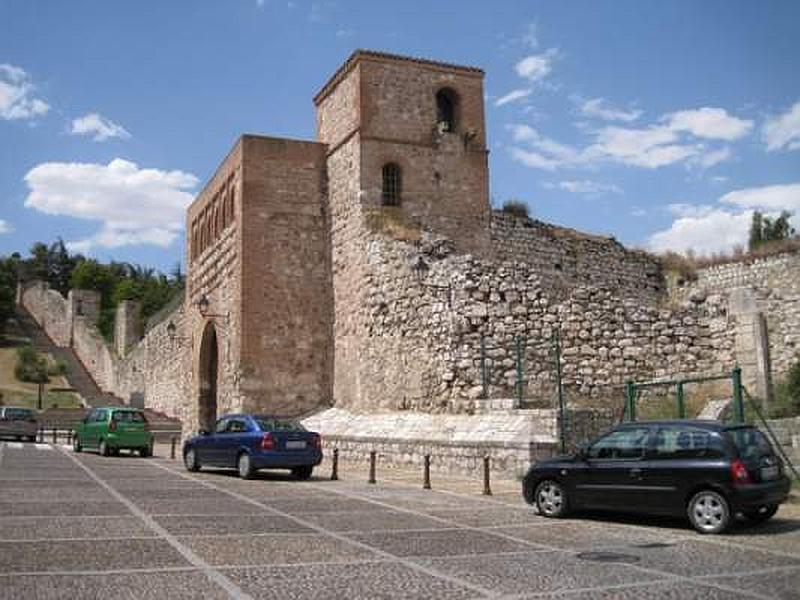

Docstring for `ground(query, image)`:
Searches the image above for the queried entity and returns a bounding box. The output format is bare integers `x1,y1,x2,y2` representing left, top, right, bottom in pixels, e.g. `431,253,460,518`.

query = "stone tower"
314,50,491,406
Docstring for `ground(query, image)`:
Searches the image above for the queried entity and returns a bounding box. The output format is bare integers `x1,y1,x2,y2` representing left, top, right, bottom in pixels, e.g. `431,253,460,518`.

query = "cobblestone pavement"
0,441,798,599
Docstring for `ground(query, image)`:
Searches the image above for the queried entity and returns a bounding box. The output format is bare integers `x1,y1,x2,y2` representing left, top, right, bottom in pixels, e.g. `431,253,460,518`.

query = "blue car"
183,413,323,480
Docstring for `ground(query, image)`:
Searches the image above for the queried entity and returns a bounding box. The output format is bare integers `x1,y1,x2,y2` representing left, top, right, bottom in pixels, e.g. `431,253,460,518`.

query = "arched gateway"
197,321,219,432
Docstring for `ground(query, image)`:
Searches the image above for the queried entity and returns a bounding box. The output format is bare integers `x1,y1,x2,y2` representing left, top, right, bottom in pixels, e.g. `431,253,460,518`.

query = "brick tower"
314,50,491,406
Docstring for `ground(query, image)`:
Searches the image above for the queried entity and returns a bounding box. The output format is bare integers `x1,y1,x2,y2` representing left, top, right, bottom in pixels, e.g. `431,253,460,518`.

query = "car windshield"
112,411,147,423
724,427,773,460
255,417,305,432
5,408,34,420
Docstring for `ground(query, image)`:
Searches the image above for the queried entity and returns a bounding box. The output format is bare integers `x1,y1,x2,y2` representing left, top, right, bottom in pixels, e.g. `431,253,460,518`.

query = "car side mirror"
199,429,210,436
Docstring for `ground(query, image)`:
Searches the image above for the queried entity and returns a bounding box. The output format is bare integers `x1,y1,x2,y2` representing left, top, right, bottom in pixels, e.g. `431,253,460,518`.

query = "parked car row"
6,402,789,535
522,419,791,534
67,406,323,481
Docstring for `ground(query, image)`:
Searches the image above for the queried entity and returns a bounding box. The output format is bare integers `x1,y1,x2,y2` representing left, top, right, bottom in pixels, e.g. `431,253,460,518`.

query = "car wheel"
535,479,568,518
292,465,313,480
99,439,110,457
27,435,36,443
184,449,200,472
744,504,779,523
238,453,255,479
688,490,731,534
139,445,153,458
73,435,82,453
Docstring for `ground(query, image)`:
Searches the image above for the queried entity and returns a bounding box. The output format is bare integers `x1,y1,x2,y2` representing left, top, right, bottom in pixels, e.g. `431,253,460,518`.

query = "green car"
73,407,154,457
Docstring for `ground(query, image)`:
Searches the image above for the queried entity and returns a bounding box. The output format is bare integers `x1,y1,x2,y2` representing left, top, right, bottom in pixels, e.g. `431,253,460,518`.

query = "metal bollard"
423,454,431,490
170,436,177,460
368,450,376,484
67,430,72,445
52,428,57,444
37,428,43,443
331,448,339,481
482,455,492,496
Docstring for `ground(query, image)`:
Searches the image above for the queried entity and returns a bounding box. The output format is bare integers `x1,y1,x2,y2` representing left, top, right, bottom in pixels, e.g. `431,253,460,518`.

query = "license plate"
761,466,779,480
285,441,306,450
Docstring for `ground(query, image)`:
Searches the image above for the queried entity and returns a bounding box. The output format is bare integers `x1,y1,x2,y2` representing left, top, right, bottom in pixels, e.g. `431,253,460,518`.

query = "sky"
1,0,799,273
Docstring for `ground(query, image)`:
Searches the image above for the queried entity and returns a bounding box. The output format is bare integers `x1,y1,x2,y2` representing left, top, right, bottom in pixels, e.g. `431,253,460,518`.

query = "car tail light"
261,432,275,450
312,434,321,450
731,459,751,485
108,419,117,433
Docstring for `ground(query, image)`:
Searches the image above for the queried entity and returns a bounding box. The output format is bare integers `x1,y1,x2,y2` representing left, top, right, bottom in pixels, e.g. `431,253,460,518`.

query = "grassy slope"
0,334,82,410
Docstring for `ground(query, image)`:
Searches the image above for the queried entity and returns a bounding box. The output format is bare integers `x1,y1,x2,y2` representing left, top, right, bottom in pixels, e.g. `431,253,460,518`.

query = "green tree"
749,210,796,252
0,257,17,331
14,346,50,384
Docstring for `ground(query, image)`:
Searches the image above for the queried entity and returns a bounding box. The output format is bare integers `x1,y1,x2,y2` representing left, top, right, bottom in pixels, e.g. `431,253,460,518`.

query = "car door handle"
629,468,643,478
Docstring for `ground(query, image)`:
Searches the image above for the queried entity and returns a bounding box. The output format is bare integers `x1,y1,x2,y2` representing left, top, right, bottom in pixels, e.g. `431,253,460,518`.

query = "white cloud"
581,98,642,123
648,209,753,254
508,107,742,171
514,49,557,84
763,101,800,152
70,113,131,142
542,180,622,195
664,107,753,141
495,88,532,107
24,158,198,252
0,64,49,121
521,22,539,49
648,183,800,254
0,219,12,234
693,147,731,168
719,182,800,212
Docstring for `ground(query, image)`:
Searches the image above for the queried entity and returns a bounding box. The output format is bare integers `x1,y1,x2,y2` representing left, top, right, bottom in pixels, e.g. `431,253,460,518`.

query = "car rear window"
112,411,147,423
255,418,305,432
4,408,34,420
652,426,726,459
724,427,773,459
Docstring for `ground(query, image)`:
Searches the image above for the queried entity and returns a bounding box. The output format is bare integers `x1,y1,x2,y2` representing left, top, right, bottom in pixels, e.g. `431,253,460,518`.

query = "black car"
522,420,791,534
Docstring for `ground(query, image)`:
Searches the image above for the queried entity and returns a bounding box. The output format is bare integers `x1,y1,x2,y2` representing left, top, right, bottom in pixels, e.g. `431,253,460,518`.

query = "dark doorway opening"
198,322,218,432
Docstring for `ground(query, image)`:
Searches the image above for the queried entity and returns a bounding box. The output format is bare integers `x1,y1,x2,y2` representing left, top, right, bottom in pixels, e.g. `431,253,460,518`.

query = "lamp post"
196,294,228,320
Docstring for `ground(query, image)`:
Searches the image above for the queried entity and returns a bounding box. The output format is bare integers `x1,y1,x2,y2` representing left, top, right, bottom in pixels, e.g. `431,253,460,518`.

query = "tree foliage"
749,210,796,252
14,345,50,384
1,240,183,341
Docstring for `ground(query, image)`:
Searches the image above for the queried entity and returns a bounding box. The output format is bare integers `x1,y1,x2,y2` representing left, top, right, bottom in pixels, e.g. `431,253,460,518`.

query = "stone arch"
197,321,219,432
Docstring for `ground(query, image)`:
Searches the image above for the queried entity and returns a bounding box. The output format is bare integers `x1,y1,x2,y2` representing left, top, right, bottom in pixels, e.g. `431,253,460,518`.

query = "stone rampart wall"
669,253,800,379
20,282,71,347
352,234,737,413
71,316,116,392
22,279,187,419
114,304,189,421
490,213,664,301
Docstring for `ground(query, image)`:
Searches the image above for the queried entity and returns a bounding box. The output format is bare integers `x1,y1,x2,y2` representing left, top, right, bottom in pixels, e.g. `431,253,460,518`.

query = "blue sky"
1,0,799,272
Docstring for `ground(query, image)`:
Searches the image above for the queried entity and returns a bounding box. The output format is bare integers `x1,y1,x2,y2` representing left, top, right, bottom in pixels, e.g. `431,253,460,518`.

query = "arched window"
436,88,458,132
382,163,402,206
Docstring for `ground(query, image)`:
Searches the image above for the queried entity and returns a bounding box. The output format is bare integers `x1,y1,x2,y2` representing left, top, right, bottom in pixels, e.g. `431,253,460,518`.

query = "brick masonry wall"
238,135,333,417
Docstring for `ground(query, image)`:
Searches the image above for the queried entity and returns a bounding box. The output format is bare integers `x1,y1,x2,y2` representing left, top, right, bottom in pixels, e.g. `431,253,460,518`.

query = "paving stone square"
0,571,230,600
0,443,798,599
224,561,481,599
0,516,155,541
0,539,190,573
155,514,314,536
181,533,378,566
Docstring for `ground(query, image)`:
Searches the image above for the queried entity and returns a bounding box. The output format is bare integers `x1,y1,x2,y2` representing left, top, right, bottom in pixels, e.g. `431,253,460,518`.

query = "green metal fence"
623,368,745,424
